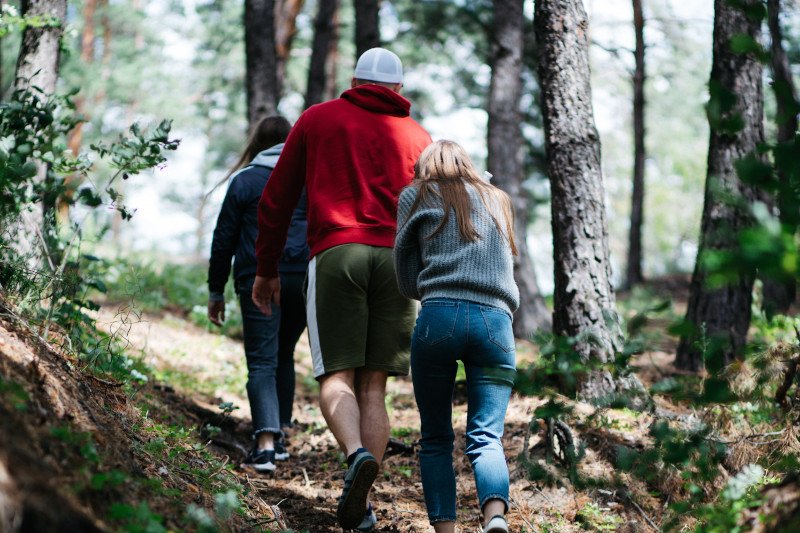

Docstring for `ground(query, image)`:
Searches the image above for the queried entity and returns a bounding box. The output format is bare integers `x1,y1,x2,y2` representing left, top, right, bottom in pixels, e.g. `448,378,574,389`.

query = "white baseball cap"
353,47,404,84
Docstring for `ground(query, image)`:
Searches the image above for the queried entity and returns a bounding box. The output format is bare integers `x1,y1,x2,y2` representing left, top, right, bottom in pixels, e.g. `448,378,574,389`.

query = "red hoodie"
255,85,432,278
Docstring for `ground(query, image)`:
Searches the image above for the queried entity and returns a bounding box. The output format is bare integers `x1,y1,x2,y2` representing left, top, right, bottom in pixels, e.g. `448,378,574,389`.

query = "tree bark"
244,0,280,127
59,0,98,225
676,0,764,372
354,0,380,59
536,0,638,404
762,0,798,315
79,0,97,64
275,0,305,97
305,0,339,108
14,0,67,94
625,0,646,288
323,10,340,102
488,0,550,337
14,0,67,256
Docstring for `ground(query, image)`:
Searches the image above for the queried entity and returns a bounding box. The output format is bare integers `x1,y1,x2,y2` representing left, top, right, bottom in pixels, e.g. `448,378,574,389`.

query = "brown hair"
408,140,517,255
209,116,292,196
225,115,292,180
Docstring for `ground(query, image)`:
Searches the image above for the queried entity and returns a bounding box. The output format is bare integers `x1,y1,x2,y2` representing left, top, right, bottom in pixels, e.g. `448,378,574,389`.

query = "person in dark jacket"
207,116,309,472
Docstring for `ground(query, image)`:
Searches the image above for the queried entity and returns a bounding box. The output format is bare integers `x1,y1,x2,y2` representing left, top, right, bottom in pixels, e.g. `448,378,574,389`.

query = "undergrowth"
0,87,275,531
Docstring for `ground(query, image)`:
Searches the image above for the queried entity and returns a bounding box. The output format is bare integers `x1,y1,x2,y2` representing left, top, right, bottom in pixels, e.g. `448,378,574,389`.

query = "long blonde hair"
408,140,517,255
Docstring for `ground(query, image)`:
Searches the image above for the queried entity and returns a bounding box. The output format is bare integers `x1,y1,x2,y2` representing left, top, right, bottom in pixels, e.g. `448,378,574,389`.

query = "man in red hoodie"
252,48,431,530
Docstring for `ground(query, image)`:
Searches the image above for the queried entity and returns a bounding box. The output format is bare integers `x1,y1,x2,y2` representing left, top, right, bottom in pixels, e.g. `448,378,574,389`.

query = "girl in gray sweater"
394,140,519,533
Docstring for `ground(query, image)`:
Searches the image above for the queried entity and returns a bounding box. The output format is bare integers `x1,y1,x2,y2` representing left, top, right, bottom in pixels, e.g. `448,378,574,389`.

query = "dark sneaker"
275,435,290,461
483,515,509,533
355,504,377,532
337,450,379,529
243,448,276,472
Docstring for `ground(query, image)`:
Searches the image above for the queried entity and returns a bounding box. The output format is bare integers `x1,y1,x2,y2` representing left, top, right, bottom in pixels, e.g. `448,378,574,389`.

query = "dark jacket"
208,144,309,299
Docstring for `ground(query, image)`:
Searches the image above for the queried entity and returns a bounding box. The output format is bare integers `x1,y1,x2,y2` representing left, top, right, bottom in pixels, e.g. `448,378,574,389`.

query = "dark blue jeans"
239,272,307,437
276,272,307,427
411,298,516,524
239,292,281,436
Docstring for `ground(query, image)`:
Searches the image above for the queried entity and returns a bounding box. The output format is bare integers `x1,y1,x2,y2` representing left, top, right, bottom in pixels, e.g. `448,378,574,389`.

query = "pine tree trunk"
354,0,380,59
59,0,98,225
675,0,764,372
625,0,646,288
762,0,798,315
275,0,305,97
305,0,339,108
488,0,550,337
323,11,340,102
244,0,279,127
14,0,67,94
535,0,643,404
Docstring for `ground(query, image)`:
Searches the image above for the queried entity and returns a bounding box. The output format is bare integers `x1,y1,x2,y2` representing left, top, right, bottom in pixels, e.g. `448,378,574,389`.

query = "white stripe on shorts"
306,257,326,377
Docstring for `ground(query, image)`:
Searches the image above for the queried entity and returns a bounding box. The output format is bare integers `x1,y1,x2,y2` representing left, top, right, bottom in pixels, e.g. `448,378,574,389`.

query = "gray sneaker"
337,450,379,529
483,515,509,533
355,504,377,532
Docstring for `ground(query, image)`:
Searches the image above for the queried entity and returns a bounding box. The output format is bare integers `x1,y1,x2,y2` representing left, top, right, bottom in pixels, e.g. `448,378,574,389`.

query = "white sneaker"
484,515,509,533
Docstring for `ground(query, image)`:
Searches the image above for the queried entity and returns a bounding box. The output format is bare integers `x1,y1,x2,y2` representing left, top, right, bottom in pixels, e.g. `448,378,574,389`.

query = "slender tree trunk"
625,0,646,288
244,0,279,127
59,0,98,225
80,0,97,64
488,0,550,337
323,10,340,102
305,0,339,108
14,0,67,94
676,0,764,372
762,0,798,315
274,0,305,97
536,0,644,404
354,0,380,59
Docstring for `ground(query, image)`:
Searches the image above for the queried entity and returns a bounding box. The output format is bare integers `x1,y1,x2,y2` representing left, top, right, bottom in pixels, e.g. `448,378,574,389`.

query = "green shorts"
305,243,416,378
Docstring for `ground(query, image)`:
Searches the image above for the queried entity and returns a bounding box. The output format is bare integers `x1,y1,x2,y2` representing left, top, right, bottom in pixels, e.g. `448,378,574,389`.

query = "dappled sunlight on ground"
95,304,666,531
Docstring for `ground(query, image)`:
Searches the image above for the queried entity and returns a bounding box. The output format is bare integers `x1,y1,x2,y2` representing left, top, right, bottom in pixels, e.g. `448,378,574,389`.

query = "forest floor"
1,276,795,532
96,306,658,533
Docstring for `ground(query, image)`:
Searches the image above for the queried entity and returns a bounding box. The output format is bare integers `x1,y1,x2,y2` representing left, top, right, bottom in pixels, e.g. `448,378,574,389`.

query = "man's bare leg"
319,369,364,456
321,368,381,529
355,368,390,463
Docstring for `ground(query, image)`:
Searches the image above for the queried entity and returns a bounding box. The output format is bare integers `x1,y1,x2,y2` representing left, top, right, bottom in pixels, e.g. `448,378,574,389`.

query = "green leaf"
729,33,768,61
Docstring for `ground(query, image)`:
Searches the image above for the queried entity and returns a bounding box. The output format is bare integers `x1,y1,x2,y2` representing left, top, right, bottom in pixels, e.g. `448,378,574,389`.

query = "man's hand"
208,300,225,326
252,275,281,316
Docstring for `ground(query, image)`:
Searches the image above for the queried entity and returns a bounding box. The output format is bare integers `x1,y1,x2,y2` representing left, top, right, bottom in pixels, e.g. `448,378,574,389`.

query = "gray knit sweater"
394,183,520,315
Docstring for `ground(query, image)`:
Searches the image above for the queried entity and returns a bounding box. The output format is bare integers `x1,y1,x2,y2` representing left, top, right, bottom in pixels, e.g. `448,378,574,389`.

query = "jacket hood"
251,143,284,169
341,85,411,117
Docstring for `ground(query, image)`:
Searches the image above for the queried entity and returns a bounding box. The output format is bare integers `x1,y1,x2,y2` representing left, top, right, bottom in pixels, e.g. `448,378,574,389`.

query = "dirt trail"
96,306,652,532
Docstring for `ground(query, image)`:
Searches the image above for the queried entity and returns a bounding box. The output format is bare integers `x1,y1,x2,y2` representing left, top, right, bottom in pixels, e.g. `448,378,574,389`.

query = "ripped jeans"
410,298,516,524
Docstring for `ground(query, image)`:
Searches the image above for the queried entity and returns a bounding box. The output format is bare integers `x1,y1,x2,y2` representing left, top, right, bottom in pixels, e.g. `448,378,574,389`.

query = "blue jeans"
239,272,307,437
239,292,282,437
411,299,516,524
276,272,307,427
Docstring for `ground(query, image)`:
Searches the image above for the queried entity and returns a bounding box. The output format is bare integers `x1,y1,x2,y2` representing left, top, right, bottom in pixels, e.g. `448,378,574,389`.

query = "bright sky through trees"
131,0,714,296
